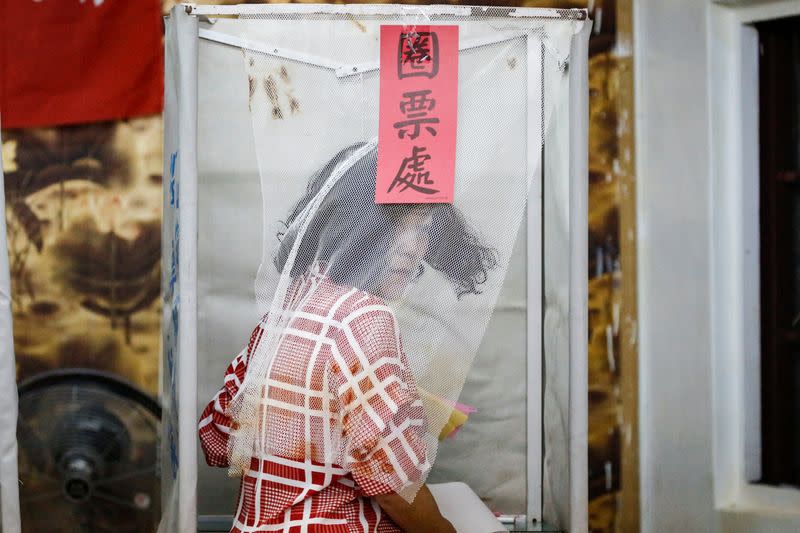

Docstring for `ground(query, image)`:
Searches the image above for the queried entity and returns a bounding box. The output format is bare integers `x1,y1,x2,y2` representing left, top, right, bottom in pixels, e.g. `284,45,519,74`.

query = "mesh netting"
221,8,582,506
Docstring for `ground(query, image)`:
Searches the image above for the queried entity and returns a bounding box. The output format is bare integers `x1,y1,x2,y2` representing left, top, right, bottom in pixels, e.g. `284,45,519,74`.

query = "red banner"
376,25,458,204
0,0,163,128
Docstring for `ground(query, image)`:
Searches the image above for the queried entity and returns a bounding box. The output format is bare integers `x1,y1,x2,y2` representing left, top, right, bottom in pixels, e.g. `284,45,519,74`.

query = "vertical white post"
162,6,199,533
526,32,545,527
542,19,589,533
568,20,591,533
0,127,21,533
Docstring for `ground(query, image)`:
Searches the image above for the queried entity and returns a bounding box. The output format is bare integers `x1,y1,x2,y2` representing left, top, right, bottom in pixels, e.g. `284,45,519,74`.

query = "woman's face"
374,208,432,301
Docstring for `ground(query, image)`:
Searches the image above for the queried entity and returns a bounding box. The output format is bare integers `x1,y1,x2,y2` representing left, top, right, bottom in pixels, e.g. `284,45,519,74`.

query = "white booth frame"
162,4,588,532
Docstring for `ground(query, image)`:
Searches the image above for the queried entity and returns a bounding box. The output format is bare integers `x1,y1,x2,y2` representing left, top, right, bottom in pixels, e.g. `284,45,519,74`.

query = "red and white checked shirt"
199,268,430,532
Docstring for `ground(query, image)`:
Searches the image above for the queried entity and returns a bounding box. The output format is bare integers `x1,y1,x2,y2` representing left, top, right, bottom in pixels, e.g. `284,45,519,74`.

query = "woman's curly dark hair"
275,144,497,298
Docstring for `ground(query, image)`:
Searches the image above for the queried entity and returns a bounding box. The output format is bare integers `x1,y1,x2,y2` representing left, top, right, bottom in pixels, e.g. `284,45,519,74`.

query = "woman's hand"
372,485,457,532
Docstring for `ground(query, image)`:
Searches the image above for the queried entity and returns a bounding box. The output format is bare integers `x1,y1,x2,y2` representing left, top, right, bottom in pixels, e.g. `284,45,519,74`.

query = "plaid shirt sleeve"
198,322,265,467
332,300,431,497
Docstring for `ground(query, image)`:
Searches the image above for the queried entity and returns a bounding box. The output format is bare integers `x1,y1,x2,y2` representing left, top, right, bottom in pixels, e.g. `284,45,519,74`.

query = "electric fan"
17,369,161,532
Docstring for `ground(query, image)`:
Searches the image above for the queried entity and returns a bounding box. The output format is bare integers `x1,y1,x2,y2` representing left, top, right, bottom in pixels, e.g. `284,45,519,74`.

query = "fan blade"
21,488,62,504
17,416,54,472
93,465,156,487
93,490,144,511
91,496,152,533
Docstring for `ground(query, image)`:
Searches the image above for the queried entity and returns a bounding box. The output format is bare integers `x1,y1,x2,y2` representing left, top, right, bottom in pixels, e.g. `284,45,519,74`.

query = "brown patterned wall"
2,119,164,396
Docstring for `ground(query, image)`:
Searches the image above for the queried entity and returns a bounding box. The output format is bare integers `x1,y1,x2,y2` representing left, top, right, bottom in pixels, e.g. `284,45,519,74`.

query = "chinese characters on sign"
376,25,458,204
394,90,439,140
388,146,436,194
398,32,440,79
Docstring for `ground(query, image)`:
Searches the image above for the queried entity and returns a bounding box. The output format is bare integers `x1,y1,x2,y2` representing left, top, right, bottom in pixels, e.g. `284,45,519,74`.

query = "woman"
199,144,496,532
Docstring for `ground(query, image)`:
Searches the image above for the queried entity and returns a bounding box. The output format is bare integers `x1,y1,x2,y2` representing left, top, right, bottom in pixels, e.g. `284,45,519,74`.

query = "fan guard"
17,369,161,532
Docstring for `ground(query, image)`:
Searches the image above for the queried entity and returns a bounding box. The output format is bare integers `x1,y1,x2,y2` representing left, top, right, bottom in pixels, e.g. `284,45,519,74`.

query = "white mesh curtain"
162,4,588,533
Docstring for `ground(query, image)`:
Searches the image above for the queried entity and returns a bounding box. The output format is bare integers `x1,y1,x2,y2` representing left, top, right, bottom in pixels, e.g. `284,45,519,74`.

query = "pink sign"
376,25,459,204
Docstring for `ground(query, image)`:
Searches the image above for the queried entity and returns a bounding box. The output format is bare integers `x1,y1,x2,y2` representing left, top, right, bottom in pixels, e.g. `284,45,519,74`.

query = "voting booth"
0,4,589,533
160,4,589,532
